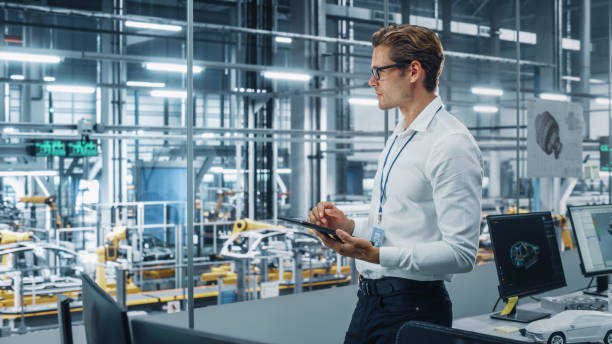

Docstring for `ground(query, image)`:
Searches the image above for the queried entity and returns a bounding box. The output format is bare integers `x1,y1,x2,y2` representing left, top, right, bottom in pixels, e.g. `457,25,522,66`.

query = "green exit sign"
600,140,612,171
34,140,65,157
67,141,98,157
31,140,98,157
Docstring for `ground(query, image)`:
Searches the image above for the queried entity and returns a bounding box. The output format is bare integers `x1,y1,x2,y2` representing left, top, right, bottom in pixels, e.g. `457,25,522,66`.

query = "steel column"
115,267,127,308
186,0,195,329
515,0,521,209
608,0,612,203
383,0,389,143
289,0,312,218
579,0,591,138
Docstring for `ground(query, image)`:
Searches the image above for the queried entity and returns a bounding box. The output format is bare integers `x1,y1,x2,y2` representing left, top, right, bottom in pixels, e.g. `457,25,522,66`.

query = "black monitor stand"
490,297,550,323
583,275,609,297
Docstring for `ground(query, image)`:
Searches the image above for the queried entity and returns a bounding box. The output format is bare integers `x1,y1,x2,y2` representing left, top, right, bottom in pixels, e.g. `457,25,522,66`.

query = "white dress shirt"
353,96,483,282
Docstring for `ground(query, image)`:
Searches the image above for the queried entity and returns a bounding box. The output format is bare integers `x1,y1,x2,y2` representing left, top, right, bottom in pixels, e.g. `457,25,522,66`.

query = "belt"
358,276,444,296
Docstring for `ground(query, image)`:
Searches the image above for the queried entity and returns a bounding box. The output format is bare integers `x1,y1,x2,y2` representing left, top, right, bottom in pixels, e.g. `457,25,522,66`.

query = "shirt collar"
393,96,444,136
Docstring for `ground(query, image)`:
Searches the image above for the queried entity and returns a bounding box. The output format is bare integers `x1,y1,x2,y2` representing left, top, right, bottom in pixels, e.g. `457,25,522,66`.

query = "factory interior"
2,0,612,343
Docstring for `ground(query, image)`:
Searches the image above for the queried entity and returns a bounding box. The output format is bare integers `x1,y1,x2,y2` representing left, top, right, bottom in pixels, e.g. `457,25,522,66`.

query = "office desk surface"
453,299,612,343
454,306,537,342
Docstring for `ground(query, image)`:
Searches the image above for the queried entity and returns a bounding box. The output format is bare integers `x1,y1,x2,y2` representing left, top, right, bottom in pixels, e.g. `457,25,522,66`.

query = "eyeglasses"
369,61,412,81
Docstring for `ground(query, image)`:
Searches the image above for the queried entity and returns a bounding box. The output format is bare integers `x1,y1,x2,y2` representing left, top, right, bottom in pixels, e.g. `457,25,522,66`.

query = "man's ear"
409,61,423,84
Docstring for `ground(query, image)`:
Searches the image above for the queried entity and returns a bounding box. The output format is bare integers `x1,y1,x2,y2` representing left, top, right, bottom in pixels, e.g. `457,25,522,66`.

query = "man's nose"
368,74,378,87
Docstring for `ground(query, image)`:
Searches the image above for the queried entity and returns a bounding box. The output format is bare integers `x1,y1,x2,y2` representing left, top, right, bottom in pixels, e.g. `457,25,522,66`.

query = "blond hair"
371,24,444,92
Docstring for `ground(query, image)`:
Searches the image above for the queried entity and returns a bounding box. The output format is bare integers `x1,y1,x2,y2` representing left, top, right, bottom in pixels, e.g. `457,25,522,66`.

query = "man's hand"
313,229,380,264
307,201,355,235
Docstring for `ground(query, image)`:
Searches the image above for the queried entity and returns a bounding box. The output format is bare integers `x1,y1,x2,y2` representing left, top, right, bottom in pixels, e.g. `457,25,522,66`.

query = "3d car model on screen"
521,310,612,344
510,241,540,269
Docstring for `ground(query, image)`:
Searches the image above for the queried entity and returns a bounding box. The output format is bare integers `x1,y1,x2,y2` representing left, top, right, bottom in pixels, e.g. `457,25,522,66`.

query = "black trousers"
344,278,452,344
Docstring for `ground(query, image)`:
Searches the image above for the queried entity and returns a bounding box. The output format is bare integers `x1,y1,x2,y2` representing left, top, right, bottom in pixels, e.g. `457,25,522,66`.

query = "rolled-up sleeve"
378,132,483,274
352,217,369,238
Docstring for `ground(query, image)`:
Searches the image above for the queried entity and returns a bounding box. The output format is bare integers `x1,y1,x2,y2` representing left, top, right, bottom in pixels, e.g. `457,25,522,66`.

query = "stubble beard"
377,98,395,111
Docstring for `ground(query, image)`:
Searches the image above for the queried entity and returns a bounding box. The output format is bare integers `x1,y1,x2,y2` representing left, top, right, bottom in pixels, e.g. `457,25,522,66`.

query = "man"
307,24,483,343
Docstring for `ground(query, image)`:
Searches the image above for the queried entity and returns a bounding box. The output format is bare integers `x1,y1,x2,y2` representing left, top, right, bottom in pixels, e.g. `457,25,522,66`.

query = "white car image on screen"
523,310,612,344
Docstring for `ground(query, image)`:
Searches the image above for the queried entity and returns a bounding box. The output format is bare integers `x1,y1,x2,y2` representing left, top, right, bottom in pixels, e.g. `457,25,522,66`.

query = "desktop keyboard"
540,294,608,312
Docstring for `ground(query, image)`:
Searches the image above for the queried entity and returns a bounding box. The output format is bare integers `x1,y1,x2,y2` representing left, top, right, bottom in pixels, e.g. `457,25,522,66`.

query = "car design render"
510,241,540,269
522,310,612,344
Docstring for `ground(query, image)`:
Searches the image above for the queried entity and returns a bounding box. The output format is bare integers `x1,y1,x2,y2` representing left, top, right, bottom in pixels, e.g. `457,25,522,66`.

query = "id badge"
370,227,385,247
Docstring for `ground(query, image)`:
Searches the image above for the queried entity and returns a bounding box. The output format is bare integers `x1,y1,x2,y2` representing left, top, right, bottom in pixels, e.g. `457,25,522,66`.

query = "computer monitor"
567,204,612,295
81,273,131,344
131,318,266,344
396,321,526,344
487,212,566,323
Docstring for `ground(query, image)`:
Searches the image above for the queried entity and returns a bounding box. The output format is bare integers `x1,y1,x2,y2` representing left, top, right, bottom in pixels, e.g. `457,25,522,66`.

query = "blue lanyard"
377,105,442,224
378,132,416,223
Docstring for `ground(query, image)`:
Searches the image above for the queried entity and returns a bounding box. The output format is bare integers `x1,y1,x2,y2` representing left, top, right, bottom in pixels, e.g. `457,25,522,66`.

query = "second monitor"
567,204,612,295
487,212,566,323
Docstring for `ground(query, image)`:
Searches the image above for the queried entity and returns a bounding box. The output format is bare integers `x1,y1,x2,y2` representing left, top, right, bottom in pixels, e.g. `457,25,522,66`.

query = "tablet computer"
277,216,342,242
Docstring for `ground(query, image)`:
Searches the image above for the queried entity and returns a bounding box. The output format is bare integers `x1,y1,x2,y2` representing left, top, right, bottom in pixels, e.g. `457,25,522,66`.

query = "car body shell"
220,228,323,260
524,310,612,343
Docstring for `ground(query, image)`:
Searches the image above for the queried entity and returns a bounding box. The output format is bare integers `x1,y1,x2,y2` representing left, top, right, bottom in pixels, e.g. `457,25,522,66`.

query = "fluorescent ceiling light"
408,14,580,52
561,75,580,82
209,167,244,174
596,98,611,105
275,37,292,44
562,75,606,84
0,51,61,63
201,133,216,139
498,28,537,44
539,93,569,101
144,62,203,73
232,88,267,93
46,85,95,94
10,74,24,80
262,71,311,81
3,127,15,133
126,80,166,88
209,167,287,174
43,76,55,82
348,97,378,106
473,105,498,113
471,87,503,96
125,20,182,32
0,170,58,177
150,90,187,98
562,38,580,51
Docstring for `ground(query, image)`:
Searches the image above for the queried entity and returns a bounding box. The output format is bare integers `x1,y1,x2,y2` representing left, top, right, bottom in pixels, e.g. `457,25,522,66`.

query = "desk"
454,294,611,343
454,303,543,342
